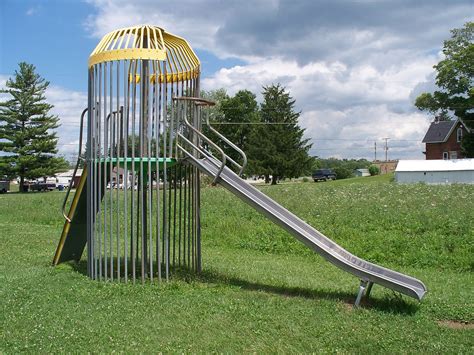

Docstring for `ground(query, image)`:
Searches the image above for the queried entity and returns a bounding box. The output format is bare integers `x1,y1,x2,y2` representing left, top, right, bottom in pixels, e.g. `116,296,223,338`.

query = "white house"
395,159,474,184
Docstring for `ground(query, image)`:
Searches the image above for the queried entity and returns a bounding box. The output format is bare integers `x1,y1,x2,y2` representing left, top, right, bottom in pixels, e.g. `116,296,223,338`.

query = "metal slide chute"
175,99,427,306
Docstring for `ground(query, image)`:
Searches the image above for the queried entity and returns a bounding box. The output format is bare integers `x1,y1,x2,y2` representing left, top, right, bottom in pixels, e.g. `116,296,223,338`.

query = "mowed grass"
1,174,473,352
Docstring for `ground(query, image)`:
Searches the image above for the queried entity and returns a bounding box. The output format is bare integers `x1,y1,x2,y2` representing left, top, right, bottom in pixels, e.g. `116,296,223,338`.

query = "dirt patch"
339,298,371,311
340,301,353,312
437,320,474,330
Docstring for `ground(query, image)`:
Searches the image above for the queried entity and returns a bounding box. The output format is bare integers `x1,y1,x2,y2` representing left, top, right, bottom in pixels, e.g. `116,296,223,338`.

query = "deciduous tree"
415,22,474,156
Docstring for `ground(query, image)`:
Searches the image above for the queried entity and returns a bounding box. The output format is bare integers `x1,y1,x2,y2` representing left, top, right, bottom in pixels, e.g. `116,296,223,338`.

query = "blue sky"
0,0,244,91
1,0,473,160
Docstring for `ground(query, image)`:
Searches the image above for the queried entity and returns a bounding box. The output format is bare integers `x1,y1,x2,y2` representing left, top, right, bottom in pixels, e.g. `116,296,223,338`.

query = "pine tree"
248,84,313,184
0,62,68,191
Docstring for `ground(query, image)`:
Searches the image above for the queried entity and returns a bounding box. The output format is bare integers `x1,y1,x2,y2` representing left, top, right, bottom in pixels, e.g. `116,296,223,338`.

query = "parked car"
30,182,56,192
312,169,336,182
0,180,10,193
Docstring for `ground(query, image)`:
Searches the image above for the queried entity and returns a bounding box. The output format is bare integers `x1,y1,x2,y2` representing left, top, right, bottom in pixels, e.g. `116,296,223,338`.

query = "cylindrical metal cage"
86,25,202,283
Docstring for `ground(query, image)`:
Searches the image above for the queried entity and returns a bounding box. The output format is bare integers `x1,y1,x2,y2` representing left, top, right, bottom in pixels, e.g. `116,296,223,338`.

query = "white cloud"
46,86,88,159
202,56,435,158
301,106,428,159
76,1,474,158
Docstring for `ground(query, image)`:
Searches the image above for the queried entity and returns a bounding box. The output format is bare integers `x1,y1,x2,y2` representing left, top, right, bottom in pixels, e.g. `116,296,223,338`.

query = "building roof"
355,169,369,173
56,169,83,177
422,119,458,143
396,159,474,172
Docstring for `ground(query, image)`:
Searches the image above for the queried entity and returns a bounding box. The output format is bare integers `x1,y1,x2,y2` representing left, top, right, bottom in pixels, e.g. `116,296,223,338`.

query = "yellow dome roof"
89,25,200,82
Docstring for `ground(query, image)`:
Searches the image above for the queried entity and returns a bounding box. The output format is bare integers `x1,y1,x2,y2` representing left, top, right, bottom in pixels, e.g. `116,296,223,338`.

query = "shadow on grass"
192,269,419,315
67,259,419,315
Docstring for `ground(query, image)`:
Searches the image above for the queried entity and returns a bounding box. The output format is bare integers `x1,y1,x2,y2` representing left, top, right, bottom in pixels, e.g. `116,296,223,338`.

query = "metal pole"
98,63,103,281
124,60,130,282
87,67,94,278
131,59,137,283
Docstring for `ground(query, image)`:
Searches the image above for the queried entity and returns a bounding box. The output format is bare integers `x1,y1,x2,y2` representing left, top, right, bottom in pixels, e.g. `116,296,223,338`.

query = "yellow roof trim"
89,48,167,67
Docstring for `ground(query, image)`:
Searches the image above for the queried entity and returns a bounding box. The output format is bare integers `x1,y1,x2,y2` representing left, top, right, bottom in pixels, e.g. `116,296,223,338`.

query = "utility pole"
382,137,389,162
374,141,377,161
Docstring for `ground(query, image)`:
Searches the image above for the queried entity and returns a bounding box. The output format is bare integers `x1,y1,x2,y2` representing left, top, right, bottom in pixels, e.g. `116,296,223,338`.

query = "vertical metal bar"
98,63,103,281
94,66,99,280
139,58,146,284
183,162,187,267
177,163,182,267
168,161,172,272
109,62,114,281
87,67,94,278
124,60,130,283
173,164,177,270
147,60,153,281
194,76,202,272
116,61,121,281
103,62,109,281
187,163,191,268
155,62,162,283
191,155,195,271
131,59,137,283
163,72,169,281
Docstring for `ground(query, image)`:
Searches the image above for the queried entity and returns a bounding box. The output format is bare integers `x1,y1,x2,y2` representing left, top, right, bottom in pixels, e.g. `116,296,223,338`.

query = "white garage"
395,159,474,184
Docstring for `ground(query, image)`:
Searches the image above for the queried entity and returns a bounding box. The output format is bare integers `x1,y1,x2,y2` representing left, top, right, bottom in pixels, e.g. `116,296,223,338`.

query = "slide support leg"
365,281,374,299
354,280,368,307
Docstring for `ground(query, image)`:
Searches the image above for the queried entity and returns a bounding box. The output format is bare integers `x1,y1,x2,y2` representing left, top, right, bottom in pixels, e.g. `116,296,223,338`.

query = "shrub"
369,165,380,176
333,167,353,179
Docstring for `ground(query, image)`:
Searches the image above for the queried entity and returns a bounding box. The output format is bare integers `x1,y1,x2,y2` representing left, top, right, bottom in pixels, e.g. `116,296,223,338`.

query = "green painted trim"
98,157,176,171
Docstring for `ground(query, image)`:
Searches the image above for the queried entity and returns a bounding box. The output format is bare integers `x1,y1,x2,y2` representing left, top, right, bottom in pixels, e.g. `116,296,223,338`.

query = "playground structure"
54,25,427,305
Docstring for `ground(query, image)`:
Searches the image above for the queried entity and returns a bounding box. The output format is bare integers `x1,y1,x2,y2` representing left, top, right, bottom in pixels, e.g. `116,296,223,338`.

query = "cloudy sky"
1,0,473,160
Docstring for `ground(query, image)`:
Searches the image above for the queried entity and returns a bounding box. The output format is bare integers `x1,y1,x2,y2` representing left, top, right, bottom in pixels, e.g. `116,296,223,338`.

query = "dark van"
312,169,336,182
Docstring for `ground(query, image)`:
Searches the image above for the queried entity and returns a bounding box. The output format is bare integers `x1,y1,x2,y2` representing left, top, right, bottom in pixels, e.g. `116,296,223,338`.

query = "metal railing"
62,108,88,222
173,97,227,185
204,112,247,176
173,96,248,184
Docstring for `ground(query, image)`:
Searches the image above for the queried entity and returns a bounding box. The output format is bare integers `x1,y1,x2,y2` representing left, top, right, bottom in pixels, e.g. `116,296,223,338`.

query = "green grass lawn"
1,174,473,352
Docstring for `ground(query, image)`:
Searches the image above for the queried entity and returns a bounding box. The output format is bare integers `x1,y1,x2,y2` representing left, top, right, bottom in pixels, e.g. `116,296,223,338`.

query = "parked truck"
30,178,57,192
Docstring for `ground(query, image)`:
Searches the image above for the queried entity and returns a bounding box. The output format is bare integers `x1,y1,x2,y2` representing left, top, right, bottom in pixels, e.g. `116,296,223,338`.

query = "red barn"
422,118,471,160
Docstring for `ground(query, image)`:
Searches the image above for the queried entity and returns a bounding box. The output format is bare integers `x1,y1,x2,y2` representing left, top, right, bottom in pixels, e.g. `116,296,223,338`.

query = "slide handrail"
204,113,248,176
62,108,88,222
173,97,227,184
173,96,248,176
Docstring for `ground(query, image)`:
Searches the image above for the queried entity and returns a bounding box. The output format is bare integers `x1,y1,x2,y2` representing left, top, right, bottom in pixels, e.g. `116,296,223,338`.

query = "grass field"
1,174,473,352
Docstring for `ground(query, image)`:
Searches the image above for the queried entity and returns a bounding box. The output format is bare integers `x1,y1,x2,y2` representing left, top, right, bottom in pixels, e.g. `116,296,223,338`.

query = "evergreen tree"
248,84,313,184
415,22,474,157
0,62,68,190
